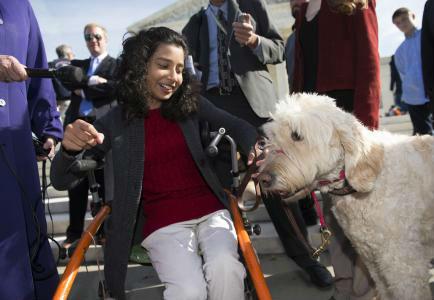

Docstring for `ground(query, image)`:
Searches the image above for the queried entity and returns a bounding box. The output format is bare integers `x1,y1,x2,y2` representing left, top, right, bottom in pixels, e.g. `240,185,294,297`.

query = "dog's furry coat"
258,94,434,300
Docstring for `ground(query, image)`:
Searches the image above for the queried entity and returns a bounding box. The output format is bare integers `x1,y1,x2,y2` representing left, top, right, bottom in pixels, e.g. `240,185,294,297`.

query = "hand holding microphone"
25,65,85,85
0,55,28,82
62,119,104,152
0,54,85,85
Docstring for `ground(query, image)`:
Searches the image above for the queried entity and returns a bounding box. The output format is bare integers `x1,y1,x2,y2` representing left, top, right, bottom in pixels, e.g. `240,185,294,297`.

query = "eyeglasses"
84,33,102,42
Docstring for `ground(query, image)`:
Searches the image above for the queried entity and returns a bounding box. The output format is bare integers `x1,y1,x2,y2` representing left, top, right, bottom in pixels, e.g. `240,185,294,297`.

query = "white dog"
257,93,434,300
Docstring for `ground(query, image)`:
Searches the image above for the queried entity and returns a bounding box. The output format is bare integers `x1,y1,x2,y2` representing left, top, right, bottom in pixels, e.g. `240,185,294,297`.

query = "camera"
32,133,50,157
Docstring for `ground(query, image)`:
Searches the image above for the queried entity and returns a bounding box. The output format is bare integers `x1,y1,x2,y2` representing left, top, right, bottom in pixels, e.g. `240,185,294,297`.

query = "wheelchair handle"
69,159,100,173
206,128,226,157
68,158,104,206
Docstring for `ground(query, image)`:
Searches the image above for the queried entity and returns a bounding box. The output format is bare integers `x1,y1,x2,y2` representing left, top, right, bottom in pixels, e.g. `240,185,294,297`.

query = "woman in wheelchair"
50,27,258,300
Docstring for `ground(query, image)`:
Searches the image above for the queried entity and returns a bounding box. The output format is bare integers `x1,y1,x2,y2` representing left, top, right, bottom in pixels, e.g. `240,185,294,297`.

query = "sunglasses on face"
84,33,102,42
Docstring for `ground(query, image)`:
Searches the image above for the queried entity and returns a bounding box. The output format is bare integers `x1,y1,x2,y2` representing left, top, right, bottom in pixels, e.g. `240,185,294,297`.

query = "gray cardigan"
50,97,257,299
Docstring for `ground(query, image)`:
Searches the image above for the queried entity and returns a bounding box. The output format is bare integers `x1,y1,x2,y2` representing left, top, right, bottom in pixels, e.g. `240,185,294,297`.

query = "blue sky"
30,0,177,61
30,0,427,61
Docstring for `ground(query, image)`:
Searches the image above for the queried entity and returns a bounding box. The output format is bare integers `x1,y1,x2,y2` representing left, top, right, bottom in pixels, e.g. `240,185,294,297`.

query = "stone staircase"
379,114,413,135
40,166,102,265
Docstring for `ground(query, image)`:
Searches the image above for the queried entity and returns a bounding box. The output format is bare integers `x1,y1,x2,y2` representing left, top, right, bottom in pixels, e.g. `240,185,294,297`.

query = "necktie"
79,57,98,116
217,9,236,95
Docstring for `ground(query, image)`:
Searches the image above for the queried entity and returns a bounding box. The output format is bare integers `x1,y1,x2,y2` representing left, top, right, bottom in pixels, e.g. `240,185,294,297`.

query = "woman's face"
146,43,185,109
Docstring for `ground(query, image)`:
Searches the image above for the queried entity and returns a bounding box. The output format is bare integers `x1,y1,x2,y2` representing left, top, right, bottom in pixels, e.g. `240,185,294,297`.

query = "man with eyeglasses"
62,22,117,250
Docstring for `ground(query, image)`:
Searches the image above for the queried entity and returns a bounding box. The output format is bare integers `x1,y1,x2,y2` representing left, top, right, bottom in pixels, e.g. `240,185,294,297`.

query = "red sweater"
293,0,380,129
141,109,224,238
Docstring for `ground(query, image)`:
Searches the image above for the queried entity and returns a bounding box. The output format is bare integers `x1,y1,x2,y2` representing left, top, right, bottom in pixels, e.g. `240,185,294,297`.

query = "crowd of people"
1,0,433,299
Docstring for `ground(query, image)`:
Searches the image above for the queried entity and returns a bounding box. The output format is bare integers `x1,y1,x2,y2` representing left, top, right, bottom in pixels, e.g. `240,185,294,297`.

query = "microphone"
25,65,85,85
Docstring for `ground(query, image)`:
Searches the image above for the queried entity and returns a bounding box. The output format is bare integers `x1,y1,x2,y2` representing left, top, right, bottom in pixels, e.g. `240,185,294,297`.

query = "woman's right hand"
62,119,104,152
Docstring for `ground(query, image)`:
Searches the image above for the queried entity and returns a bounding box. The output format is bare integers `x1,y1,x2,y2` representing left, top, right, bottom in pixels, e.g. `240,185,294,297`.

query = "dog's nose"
258,173,273,188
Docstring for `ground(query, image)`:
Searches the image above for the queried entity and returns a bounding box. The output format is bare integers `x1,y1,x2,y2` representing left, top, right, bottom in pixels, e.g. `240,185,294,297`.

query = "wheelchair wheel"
244,276,259,300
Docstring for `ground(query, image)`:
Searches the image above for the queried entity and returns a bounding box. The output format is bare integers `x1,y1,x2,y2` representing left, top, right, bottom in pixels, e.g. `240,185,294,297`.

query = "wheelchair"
53,128,271,300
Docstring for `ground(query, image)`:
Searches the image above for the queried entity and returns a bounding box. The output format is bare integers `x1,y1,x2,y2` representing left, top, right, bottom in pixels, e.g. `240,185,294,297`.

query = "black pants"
66,167,105,241
407,102,433,135
204,87,317,269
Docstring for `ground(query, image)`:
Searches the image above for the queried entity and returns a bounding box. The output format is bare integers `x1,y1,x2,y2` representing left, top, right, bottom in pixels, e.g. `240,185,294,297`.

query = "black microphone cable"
40,157,64,265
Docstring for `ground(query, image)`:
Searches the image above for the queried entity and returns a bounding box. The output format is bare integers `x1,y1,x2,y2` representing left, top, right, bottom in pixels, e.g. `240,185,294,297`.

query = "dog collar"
317,170,357,196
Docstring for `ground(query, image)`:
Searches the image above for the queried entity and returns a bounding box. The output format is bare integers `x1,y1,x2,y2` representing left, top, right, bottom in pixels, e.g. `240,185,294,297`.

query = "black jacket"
422,0,434,104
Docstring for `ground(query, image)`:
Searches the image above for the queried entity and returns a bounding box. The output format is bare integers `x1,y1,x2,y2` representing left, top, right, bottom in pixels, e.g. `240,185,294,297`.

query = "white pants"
141,209,246,300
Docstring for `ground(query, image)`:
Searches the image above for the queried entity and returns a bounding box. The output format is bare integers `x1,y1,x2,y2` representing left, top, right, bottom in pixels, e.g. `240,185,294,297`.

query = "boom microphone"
25,65,85,85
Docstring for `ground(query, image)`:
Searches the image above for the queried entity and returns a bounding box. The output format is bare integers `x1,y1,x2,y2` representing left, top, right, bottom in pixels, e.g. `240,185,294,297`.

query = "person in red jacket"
291,0,380,299
292,0,380,130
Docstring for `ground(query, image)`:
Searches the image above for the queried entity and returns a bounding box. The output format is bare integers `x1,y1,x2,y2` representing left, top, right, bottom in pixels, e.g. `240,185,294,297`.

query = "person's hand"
73,89,82,96
232,14,259,49
88,75,107,86
62,119,104,152
247,139,269,178
0,55,28,82
36,137,56,161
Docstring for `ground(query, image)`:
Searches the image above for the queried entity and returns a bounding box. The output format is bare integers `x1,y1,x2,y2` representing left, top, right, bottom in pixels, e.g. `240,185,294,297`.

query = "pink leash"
311,191,327,228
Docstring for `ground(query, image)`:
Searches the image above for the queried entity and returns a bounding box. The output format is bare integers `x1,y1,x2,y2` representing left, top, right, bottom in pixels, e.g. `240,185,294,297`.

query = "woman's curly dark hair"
116,27,200,122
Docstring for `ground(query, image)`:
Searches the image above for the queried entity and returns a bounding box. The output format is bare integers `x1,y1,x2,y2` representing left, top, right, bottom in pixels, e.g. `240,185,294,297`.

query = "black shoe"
304,262,333,288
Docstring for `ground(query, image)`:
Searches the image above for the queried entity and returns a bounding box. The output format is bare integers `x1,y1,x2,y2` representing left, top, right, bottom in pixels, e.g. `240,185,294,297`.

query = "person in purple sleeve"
0,0,63,299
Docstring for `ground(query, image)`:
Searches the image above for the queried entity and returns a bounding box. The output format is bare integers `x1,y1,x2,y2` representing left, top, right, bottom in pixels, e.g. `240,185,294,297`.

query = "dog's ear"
336,119,384,193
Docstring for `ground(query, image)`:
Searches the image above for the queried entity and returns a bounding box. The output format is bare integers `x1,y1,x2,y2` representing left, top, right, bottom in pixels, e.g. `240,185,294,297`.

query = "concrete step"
245,204,270,223
250,221,323,255
43,185,68,198
49,235,103,264
44,196,70,214
46,211,93,236
61,253,335,300
379,114,412,135
44,195,91,214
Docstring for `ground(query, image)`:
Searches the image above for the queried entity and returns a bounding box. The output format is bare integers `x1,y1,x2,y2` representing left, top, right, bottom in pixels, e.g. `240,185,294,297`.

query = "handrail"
227,190,272,300
53,205,111,300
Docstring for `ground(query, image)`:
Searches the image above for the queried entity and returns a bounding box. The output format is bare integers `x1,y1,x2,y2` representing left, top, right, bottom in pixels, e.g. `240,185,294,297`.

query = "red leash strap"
310,191,332,258
311,191,326,228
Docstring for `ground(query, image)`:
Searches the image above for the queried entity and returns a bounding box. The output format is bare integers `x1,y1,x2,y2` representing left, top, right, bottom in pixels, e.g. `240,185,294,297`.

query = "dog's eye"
291,131,303,141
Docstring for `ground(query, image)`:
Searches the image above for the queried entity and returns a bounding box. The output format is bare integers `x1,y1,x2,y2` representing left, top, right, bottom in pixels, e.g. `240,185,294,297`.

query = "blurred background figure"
393,7,433,135
61,23,118,249
49,44,75,122
285,0,309,91
0,0,63,298
422,0,434,114
388,54,406,115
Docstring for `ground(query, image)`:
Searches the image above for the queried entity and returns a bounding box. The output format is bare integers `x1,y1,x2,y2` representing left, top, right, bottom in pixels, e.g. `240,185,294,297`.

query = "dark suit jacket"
50,97,257,299
422,0,434,105
64,55,118,125
293,0,380,129
182,0,284,118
